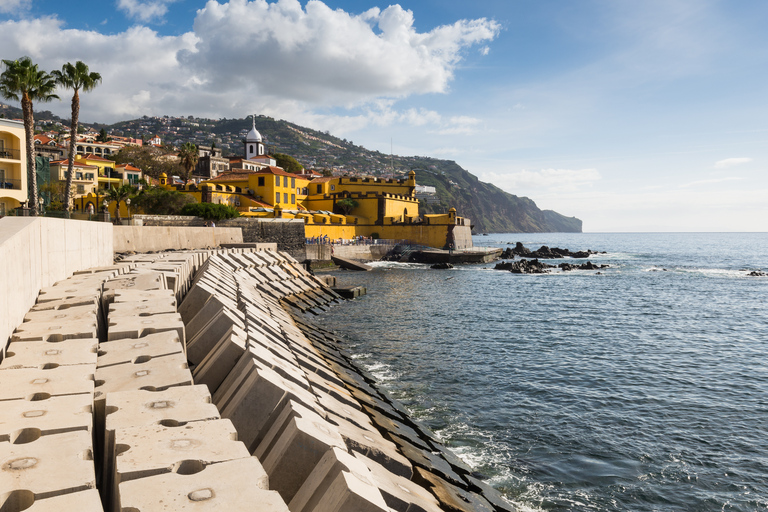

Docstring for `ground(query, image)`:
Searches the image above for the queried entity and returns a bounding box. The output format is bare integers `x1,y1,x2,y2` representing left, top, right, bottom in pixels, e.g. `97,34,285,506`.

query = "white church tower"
244,114,265,159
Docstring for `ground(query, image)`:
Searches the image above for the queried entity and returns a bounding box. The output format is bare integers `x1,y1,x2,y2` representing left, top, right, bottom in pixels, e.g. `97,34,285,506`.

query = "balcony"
0,179,22,190
0,148,21,160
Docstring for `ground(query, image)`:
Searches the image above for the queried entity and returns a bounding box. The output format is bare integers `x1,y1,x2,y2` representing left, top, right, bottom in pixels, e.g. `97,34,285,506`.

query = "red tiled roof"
116,164,142,172
252,166,302,178
80,154,113,162
201,171,255,183
309,177,333,183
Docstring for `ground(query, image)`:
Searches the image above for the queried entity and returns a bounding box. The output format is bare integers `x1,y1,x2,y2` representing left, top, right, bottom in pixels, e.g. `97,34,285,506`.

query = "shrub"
133,187,197,215
180,202,240,221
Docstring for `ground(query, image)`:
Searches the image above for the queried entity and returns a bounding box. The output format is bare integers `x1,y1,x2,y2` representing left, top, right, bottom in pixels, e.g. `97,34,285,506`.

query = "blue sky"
2,0,767,231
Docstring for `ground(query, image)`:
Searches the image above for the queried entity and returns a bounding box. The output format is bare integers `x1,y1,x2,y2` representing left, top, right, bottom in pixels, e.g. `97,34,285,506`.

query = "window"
291,177,295,188
250,145,254,154
283,193,288,204
85,173,94,181
275,192,280,204
76,172,83,180
283,176,288,187
77,185,84,194
275,176,280,186
258,177,265,187
330,185,335,191
316,184,322,193
291,194,295,204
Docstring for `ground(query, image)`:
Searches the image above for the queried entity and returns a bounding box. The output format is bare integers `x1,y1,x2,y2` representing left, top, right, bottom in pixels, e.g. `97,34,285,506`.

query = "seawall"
0,219,514,511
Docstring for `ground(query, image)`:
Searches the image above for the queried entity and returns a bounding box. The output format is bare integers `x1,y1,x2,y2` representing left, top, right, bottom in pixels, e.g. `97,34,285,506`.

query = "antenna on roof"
252,113,256,129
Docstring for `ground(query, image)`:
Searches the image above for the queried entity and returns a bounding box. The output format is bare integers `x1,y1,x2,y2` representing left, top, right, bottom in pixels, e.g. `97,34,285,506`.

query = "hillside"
2,103,581,232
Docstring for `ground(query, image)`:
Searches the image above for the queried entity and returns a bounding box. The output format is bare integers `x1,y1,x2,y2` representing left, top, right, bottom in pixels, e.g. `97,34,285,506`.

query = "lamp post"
126,198,131,221
38,196,45,217
102,199,109,222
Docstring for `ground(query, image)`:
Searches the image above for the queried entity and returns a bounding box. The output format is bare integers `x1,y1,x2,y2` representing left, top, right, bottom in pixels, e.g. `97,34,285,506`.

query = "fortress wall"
0,217,112,349
113,225,242,253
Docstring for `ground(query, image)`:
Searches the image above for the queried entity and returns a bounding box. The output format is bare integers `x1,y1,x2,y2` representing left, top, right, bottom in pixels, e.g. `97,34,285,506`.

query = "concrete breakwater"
1,243,514,511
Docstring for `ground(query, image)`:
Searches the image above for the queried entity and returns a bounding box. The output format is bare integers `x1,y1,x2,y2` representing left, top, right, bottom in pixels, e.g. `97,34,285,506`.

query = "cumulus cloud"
714,157,752,169
117,0,177,23
0,0,29,14
0,1,499,126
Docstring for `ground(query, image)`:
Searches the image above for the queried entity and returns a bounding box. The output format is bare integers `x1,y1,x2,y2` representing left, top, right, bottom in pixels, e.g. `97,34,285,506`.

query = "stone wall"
306,244,392,262
133,215,306,260
0,217,113,348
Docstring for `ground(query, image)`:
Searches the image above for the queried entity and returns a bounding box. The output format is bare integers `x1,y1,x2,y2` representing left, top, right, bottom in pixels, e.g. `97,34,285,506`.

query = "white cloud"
0,1,499,127
0,0,29,14
714,157,752,169
117,0,177,23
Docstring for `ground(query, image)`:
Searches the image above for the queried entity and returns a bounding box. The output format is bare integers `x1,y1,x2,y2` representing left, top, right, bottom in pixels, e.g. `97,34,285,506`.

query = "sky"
1,0,767,232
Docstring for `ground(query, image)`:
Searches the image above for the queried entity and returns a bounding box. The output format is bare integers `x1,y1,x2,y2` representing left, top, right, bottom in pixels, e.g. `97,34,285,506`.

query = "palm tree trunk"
22,94,38,214
63,89,79,214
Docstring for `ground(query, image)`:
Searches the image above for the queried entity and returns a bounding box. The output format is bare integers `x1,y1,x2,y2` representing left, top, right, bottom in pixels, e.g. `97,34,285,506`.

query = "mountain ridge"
1,102,581,232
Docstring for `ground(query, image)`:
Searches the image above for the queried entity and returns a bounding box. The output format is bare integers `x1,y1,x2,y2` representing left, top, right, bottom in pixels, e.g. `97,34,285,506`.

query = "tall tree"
52,61,101,213
0,57,59,214
177,142,198,184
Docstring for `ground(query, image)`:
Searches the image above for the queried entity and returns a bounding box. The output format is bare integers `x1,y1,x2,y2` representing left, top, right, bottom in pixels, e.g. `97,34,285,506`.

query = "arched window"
249,145,254,153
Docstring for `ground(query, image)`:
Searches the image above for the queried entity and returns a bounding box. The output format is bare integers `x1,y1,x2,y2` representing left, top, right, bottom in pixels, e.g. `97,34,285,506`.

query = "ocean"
314,233,768,512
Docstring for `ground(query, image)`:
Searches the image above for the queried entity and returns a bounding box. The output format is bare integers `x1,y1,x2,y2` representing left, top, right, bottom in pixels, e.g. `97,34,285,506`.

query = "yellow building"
0,119,27,216
153,120,471,249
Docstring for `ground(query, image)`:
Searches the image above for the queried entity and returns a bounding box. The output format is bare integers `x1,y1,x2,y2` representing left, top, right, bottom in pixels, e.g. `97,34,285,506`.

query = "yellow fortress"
157,121,473,250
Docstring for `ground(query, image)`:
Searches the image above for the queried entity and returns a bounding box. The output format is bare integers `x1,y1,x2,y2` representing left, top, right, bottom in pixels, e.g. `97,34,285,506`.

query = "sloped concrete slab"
107,313,185,343
0,365,95,401
354,452,442,512
97,331,183,368
0,393,93,442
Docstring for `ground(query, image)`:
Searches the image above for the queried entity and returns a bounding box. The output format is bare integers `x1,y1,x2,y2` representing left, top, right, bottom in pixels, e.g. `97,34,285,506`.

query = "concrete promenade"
0,218,515,511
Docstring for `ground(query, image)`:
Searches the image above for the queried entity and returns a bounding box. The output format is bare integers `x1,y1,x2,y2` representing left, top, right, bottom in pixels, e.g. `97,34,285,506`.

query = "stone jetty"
1,241,515,511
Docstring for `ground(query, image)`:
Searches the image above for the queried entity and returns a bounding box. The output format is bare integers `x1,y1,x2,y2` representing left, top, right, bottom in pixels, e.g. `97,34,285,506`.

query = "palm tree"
105,184,135,224
0,57,59,214
177,142,198,184
52,61,101,214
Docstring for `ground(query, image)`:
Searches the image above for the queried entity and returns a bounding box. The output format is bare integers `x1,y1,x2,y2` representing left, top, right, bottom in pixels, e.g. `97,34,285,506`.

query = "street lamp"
38,196,44,216
102,199,108,213
126,198,131,220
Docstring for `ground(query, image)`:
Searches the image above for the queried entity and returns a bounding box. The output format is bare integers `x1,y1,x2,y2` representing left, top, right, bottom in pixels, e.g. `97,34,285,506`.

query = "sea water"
315,233,768,511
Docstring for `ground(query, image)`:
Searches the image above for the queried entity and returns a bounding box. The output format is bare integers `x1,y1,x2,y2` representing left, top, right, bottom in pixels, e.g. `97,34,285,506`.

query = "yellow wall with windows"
0,119,27,213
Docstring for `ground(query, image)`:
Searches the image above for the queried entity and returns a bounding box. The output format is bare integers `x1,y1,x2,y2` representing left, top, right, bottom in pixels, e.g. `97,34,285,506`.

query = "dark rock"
748,270,767,276
431,263,454,269
495,258,553,274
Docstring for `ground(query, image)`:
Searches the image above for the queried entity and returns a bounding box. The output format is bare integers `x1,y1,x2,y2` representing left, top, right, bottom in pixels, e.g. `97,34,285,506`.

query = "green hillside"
2,103,582,232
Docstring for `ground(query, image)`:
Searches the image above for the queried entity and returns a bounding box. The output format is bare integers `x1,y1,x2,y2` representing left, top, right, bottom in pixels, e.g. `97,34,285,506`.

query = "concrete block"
118,457,288,512
12,318,98,343
112,418,254,485
254,399,346,503
413,467,494,512
1,338,98,369
112,288,176,307
178,279,235,324
354,452,442,512
0,430,96,499
186,308,244,366
288,446,389,512
7,489,103,511
107,312,185,343
96,331,183,368
185,294,239,342
388,434,465,487
29,294,100,312
36,285,101,304
0,365,95,401
215,359,318,450
23,303,99,324
94,352,191,398
107,299,177,318
102,272,166,307
0,393,93,442
245,342,310,391
192,328,248,395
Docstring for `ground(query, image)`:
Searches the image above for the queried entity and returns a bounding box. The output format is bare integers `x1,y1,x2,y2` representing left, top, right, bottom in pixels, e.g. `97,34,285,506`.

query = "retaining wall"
305,244,391,262
113,226,242,253
0,217,113,350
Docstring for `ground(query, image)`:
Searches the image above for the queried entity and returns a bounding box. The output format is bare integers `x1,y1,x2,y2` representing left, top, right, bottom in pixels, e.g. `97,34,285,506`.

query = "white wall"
0,217,113,348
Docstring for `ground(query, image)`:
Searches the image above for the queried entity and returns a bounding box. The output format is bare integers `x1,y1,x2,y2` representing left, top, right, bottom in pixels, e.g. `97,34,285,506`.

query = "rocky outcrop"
495,258,608,274
500,242,605,260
